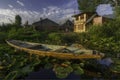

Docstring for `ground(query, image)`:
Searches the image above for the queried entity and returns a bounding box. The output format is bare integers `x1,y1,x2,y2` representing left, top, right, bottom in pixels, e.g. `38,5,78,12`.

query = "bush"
61,33,78,45
0,32,7,43
85,20,120,57
48,33,62,45
7,28,19,39
88,21,120,39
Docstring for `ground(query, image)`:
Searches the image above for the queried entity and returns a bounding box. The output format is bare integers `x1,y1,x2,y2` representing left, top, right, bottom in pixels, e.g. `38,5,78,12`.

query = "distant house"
32,18,59,31
73,12,111,33
59,20,74,32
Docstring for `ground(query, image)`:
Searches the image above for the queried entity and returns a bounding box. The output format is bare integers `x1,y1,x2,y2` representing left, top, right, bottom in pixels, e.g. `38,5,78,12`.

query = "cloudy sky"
0,0,113,24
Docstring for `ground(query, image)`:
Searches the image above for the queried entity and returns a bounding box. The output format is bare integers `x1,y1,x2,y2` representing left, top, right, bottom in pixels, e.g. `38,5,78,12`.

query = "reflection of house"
73,12,111,33
32,18,59,31
60,20,74,32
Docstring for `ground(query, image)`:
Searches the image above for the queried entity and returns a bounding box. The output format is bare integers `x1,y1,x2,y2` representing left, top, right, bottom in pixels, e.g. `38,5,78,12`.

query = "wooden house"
73,12,111,33
32,18,59,31
59,20,74,32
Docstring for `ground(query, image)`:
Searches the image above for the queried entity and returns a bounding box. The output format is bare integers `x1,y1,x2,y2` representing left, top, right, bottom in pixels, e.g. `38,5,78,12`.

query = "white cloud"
96,4,113,15
0,0,77,24
0,8,41,24
66,0,77,8
8,4,13,8
0,7,75,25
17,0,24,7
40,6,75,22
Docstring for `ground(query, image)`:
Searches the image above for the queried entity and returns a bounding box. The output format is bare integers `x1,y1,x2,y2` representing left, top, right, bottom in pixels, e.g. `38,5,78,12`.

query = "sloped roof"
72,12,97,17
86,13,98,24
32,18,59,26
61,20,74,26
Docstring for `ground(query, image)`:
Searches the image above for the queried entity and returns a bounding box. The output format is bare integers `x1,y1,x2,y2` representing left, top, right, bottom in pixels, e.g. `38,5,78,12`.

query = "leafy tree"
77,0,105,12
15,15,22,26
114,6,120,22
109,0,120,6
77,0,120,13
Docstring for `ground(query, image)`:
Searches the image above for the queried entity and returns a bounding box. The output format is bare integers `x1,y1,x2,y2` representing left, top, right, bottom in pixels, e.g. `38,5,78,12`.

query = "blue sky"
0,0,113,24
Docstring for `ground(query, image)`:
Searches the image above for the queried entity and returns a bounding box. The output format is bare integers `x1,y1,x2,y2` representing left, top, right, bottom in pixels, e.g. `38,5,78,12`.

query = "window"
78,24,83,30
76,17,79,20
80,15,84,19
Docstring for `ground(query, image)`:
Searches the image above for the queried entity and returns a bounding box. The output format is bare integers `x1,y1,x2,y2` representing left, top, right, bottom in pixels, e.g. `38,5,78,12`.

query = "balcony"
74,20,85,24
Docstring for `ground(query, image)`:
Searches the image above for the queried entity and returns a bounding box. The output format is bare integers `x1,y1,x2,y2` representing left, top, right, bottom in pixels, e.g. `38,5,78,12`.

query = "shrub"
48,33,62,45
86,20,120,57
0,32,7,43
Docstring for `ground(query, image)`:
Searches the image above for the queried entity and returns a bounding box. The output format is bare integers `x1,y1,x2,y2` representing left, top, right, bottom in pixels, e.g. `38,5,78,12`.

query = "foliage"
83,19,120,57
48,33,62,45
88,21,120,38
7,28,18,39
72,64,84,75
46,33,79,45
111,58,120,72
15,15,22,26
0,44,41,79
109,0,120,6
61,33,78,45
0,32,7,43
0,43,85,79
77,0,120,13
114,6,120,22
54,65,73,78
0,24,17,32
77,0,104,12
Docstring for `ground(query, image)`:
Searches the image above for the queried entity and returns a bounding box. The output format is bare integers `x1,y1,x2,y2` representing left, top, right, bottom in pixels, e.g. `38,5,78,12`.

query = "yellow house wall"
74,14,87,32
93,17,103,25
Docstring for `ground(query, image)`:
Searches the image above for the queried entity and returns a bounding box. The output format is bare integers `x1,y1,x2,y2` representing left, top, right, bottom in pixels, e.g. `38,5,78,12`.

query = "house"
73,12,111,33
32,18,59,31
59,20,74,32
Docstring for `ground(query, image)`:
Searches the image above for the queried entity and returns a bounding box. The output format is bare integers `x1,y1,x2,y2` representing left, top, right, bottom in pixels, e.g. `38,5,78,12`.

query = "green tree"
109,0,120,6
77,0,120,13
15,15,22,26
77,0,105,12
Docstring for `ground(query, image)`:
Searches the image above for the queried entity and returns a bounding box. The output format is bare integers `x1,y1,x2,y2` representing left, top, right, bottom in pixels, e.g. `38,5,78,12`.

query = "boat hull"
6,40,102,60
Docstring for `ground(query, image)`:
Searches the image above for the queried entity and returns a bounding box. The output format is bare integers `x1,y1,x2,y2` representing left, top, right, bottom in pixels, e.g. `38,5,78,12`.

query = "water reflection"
26,69,81,80
25,58,119,80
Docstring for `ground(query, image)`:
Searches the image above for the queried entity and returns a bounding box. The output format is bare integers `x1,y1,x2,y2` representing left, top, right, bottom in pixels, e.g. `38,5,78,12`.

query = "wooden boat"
6,40,104,60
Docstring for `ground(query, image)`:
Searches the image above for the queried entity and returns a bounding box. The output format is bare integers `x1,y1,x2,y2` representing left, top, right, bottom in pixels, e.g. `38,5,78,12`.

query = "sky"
0,0,113,24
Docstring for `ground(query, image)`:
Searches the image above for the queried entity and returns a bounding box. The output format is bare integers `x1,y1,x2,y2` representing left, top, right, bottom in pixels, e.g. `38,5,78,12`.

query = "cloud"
40,6,75,22
8,4,13,8
96,4,113,15
0,7,74,25
41,0,79,23
0,8,41,24
66,0,77,8
0,0,78,24
17,0,24,7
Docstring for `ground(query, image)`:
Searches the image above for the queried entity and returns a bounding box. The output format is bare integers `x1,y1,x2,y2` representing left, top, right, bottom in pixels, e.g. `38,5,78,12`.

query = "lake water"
25,58,120,80
25,69,81,80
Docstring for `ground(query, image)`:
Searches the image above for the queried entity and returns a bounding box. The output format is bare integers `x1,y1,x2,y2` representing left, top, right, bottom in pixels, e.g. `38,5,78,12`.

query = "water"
25,69,81,80
25,58,119,80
